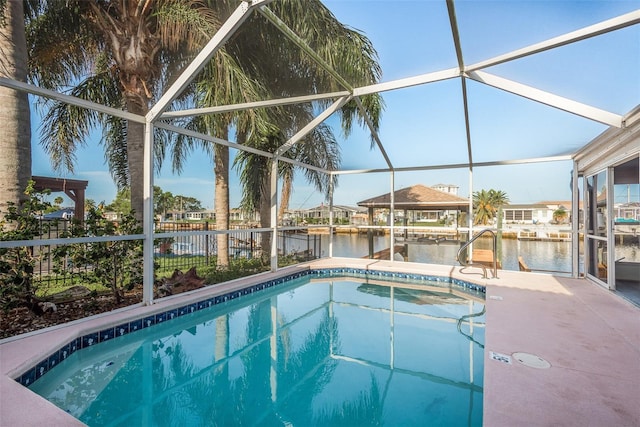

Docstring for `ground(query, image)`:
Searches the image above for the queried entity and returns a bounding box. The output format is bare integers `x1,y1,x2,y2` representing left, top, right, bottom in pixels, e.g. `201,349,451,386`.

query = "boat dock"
363,245,406,260
516,229,571,241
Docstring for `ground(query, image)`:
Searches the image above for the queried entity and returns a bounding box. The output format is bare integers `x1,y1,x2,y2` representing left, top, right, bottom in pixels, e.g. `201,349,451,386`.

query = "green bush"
54,208,143,304
201,257,269,284
0,182,51,313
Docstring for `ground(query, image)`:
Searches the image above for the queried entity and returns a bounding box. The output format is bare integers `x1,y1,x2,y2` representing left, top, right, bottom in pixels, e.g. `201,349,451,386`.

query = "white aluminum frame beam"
160,91,350,119
354,97,393,169
331,154,573,175
147,0,274,122
0,77,145,123
446,0,465,73
466,9,640,72
258,6,353,92
460,77,474,169
445,0,474,171
354,68,459,96
274,95,352,158
155,121,327,174
467,70,623,127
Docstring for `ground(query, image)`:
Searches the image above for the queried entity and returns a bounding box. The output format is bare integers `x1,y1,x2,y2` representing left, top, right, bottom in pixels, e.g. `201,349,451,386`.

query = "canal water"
169,230,638,274
314,234,574,273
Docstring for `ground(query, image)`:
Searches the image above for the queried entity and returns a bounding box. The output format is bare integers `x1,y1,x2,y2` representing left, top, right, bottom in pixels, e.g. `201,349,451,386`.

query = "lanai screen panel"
320,0,639,172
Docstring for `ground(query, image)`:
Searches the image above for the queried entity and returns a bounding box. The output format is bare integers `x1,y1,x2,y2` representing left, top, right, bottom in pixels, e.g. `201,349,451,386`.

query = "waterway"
167,229,639,275
316,234,573,273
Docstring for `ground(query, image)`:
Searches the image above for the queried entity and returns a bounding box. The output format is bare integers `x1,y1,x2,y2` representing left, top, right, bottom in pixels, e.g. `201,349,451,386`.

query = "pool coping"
1,258,639,426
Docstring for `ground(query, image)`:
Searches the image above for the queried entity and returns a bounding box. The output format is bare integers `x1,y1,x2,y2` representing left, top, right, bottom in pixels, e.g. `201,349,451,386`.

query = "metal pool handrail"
456,228,498,279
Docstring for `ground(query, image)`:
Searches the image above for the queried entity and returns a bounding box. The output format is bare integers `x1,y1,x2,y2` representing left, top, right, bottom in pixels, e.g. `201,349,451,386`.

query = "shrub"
55,208,143,304
0,182,51,313
201,257,268,284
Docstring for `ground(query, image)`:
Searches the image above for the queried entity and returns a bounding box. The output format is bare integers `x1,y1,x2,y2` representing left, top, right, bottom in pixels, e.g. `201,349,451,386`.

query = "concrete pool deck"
1,258,639,426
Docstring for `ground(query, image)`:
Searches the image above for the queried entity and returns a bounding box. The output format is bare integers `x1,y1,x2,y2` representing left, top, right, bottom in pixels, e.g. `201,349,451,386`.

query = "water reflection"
30,278,485,426
323,234,574,272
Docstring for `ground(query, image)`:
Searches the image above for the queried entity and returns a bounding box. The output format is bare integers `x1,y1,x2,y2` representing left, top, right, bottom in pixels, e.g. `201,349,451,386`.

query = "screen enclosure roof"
1,0,638,176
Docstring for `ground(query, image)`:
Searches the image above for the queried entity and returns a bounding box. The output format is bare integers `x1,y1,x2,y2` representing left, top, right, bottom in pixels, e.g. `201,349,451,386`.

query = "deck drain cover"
513,352,551,369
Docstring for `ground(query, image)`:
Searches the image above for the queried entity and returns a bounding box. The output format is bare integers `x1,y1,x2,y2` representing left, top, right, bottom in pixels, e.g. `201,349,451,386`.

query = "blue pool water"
28,275,485,426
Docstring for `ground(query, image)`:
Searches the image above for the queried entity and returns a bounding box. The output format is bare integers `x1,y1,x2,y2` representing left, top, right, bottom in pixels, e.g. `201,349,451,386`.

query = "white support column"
606,166,616,289
328,175,334,258
389,172,395,261
142,121,155,305
468,168,474,261
270,159,279,271
571,163,580,278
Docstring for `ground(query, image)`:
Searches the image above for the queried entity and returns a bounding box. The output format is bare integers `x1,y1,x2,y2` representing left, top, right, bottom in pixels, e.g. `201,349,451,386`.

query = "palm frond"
37,71,122,173
102,116,128,189
154,0,221,51
25,1,102,88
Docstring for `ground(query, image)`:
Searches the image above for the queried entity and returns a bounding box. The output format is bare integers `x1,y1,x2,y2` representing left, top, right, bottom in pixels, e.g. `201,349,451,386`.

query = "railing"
0,220,325,297
456,228,498,279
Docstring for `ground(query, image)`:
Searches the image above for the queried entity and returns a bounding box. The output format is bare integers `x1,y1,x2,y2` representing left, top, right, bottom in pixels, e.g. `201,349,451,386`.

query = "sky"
29,0,640,210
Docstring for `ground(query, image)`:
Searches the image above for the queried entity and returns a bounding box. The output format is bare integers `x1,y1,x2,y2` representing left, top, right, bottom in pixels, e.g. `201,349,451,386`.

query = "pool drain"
512,352,551,369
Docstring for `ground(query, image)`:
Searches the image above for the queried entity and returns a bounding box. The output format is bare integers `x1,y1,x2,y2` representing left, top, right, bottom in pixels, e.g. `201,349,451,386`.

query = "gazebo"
32,176,88,221
357,184,469,219
358,184,470,258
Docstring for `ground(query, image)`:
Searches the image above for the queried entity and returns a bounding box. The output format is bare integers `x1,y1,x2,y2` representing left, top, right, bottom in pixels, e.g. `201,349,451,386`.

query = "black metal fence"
27,221,325,294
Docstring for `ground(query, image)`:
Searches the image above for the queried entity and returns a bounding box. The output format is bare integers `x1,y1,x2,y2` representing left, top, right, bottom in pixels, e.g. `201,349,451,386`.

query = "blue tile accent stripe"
16,268,484,387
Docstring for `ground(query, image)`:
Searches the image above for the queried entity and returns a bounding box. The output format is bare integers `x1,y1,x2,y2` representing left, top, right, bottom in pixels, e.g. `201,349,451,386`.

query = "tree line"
99,186,205,219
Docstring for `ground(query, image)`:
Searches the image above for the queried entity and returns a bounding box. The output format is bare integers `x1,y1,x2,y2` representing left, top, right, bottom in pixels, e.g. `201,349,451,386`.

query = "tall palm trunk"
259,167,272,264
124,99,148,223
277,170,292,224
215,144,230,268
0,0,31,221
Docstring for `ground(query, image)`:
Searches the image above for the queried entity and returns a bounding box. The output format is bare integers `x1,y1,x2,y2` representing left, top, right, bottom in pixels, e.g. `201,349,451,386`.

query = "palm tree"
227,0,383,261
0,0,31,223
167,0,382,267
25,0,217,222
170,30,269,267
235,121,341,263
473,189,509,225
553,207,568,224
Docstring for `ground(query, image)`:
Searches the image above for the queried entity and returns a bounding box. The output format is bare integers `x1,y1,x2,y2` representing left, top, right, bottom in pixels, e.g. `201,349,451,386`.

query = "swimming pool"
25,269,485,426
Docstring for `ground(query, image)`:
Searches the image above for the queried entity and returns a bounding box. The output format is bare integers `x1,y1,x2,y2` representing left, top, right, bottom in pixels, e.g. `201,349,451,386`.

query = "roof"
32,176,88,192
41,208,74,220
307,204,363,212
357,184,469,210
537,201,572,206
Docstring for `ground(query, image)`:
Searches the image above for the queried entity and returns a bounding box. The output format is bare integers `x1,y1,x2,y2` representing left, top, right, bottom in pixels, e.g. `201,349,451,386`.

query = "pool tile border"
16,267,484,387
